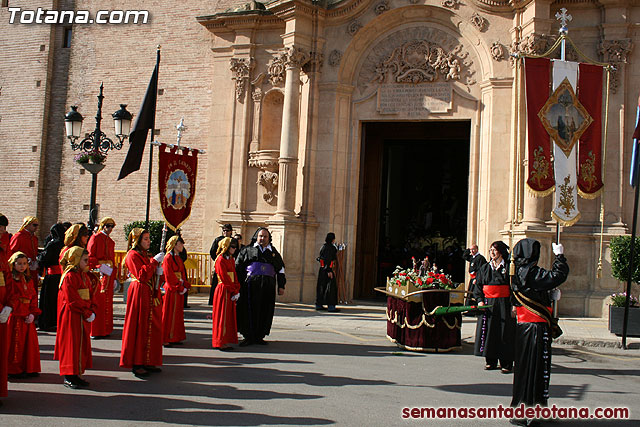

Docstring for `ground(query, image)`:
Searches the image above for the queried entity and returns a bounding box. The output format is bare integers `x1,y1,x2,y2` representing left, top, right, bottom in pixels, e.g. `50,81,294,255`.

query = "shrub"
610,236,640,284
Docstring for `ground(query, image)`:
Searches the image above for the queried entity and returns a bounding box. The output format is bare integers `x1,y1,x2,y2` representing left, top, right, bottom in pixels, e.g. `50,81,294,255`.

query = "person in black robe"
474,241,515,372
36,223,68,331
509,238,568,426
235,227,285,346
462,244,487,313
208,224,233,305
315,232,339,312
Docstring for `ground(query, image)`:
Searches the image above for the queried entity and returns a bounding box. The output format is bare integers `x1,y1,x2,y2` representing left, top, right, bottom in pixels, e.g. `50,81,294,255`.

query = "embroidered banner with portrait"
158,143,199,231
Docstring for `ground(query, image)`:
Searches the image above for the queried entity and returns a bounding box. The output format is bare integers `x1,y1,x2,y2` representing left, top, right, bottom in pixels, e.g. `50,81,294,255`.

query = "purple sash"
247,262,276,277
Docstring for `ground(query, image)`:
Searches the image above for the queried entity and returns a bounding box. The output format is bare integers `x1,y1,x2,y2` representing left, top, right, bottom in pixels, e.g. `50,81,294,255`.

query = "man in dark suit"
462,244,487,313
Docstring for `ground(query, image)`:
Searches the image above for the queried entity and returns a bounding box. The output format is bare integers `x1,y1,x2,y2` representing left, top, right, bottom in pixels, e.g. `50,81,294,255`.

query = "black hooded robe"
235,228,286,342
315,243,338,307
510,239,569,409
37,223,67,331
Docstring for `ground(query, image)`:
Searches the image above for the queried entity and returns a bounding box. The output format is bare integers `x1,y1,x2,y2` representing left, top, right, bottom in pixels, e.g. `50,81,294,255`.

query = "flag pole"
145,45,161,230
622,157,640,350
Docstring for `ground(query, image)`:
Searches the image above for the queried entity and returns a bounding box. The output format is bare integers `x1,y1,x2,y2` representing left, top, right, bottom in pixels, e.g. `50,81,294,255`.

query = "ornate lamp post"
64,83,132,231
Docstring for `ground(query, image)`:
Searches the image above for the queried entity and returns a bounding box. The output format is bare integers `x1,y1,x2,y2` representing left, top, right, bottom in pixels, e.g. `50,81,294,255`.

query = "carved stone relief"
490,42,504,61
303,51,324,74
470,13,487,32
374,0,390,15
258,171,279,204
357,27,477,96
230,57,254,101
284,46,310,69
328,50,342,67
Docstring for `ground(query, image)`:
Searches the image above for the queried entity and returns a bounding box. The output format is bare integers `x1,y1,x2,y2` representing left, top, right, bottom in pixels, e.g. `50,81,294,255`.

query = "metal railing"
114,250,213,288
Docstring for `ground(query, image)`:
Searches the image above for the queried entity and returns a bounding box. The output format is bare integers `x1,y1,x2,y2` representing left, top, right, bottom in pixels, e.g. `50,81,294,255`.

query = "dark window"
63,27,72,48
1,1,9,8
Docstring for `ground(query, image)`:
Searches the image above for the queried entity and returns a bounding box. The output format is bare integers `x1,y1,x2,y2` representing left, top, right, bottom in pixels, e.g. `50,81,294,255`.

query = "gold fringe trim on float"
385,306,461,330
551,210,581,227
386,336,462,353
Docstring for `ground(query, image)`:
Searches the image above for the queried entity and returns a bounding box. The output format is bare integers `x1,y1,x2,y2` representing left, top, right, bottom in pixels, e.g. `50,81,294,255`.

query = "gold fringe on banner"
551,211,582,227
526,185,555,198
578,187,604,200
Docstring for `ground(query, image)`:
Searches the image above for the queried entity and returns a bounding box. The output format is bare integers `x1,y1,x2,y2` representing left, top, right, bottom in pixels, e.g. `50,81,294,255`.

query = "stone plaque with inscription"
376,83,452,117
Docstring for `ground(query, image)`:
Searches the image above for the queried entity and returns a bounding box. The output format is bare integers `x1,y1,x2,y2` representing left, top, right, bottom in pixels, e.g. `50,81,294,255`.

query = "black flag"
117,49,160,180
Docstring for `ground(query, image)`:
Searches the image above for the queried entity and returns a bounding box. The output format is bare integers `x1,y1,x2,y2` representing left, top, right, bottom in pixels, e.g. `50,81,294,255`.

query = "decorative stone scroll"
599,39,633,93
374,0,390,15
284,46,310,69
470,13,487,32
230,57,254,101
267,52,287,85
328,50,342,67
373,40,461,84
257,171,279,204
347,20,362,36
490,41,504,61
441,0,460,9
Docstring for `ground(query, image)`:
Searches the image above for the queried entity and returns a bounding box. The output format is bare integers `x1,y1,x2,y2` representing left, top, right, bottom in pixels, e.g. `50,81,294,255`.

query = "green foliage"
122,220,176,255
610,236,640,285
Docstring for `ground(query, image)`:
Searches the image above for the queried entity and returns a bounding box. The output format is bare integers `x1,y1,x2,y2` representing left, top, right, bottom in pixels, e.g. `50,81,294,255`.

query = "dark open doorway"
354,121,471,299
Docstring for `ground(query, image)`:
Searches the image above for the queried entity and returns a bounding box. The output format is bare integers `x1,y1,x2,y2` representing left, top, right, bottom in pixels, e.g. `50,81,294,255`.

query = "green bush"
122,220,176,255
610,236,640,284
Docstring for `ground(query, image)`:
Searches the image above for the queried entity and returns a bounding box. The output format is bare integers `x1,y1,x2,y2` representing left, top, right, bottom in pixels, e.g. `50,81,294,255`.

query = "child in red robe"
120,228,164,378
212,237,241,351
55,246,95,389
87,217,117,339
162,236,189,346
6,252,41,378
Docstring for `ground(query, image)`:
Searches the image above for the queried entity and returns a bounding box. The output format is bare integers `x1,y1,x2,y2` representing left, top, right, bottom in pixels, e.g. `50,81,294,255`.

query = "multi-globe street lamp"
64,83,132,231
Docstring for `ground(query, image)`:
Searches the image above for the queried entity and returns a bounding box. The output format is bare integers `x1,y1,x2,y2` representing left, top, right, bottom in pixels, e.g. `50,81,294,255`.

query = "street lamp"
64,83,131,231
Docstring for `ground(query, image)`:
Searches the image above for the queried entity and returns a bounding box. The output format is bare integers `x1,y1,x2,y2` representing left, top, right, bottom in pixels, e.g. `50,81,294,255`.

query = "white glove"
99,264,114,276
156,266,164,276
25,313,35,324
179,288,187,295
29,260,39,271
550,288,562,301
153,252,165,263
552,243,564,255
0,306,11,323
86,313,96,323
231,293,240,302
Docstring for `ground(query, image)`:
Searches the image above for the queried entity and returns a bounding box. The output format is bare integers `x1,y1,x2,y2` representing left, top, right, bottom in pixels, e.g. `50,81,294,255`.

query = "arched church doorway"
354,121,471,299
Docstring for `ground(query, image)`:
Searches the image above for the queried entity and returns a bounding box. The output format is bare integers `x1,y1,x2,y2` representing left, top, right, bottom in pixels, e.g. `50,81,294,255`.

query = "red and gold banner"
524,57,555,196
576,63,604,198
158,144,199,231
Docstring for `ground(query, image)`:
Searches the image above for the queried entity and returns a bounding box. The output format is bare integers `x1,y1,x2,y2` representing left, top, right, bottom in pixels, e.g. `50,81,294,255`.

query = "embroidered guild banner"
158,143,199,231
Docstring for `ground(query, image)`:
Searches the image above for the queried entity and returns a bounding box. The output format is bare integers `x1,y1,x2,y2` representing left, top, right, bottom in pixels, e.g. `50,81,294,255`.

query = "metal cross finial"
555,8,572,34
176,117,186,147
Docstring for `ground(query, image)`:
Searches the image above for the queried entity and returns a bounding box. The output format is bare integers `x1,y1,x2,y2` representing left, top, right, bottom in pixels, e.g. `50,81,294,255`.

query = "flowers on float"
390,266,458,290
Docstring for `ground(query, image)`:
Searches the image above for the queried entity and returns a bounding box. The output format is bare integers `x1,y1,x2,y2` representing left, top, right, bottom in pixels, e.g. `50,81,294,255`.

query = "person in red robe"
120,228,164,378
162,235,189,346
5,252,41,378
212,237,241,351
9,216,40,291
54,246,95,389
87,217,117,339
59,224,98,314
0,214,11,404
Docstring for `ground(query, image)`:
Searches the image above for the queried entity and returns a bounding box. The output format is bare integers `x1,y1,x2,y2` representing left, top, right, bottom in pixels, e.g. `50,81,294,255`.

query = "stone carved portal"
357,27,477,98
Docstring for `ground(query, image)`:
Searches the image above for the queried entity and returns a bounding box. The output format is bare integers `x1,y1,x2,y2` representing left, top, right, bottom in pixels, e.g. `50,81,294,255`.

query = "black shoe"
76,377,90,387
63,376,80,389
25,372,39,378
217,346,235,352
484,364,498,371
144,365,162,373
8,373,27,380
171,341,183,346
163,343,173,348
132,367,150,378
315,305,327,311
256,339,268,345
239,339,252,347
328,308,341,313
184,305,191,309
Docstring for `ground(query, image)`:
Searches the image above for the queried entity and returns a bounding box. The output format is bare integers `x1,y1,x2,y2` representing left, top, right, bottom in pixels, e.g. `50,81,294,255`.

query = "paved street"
1,296,638,426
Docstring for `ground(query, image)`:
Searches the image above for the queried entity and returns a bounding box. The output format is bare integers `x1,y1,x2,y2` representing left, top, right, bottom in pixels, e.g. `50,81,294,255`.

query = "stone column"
276,46,308,217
